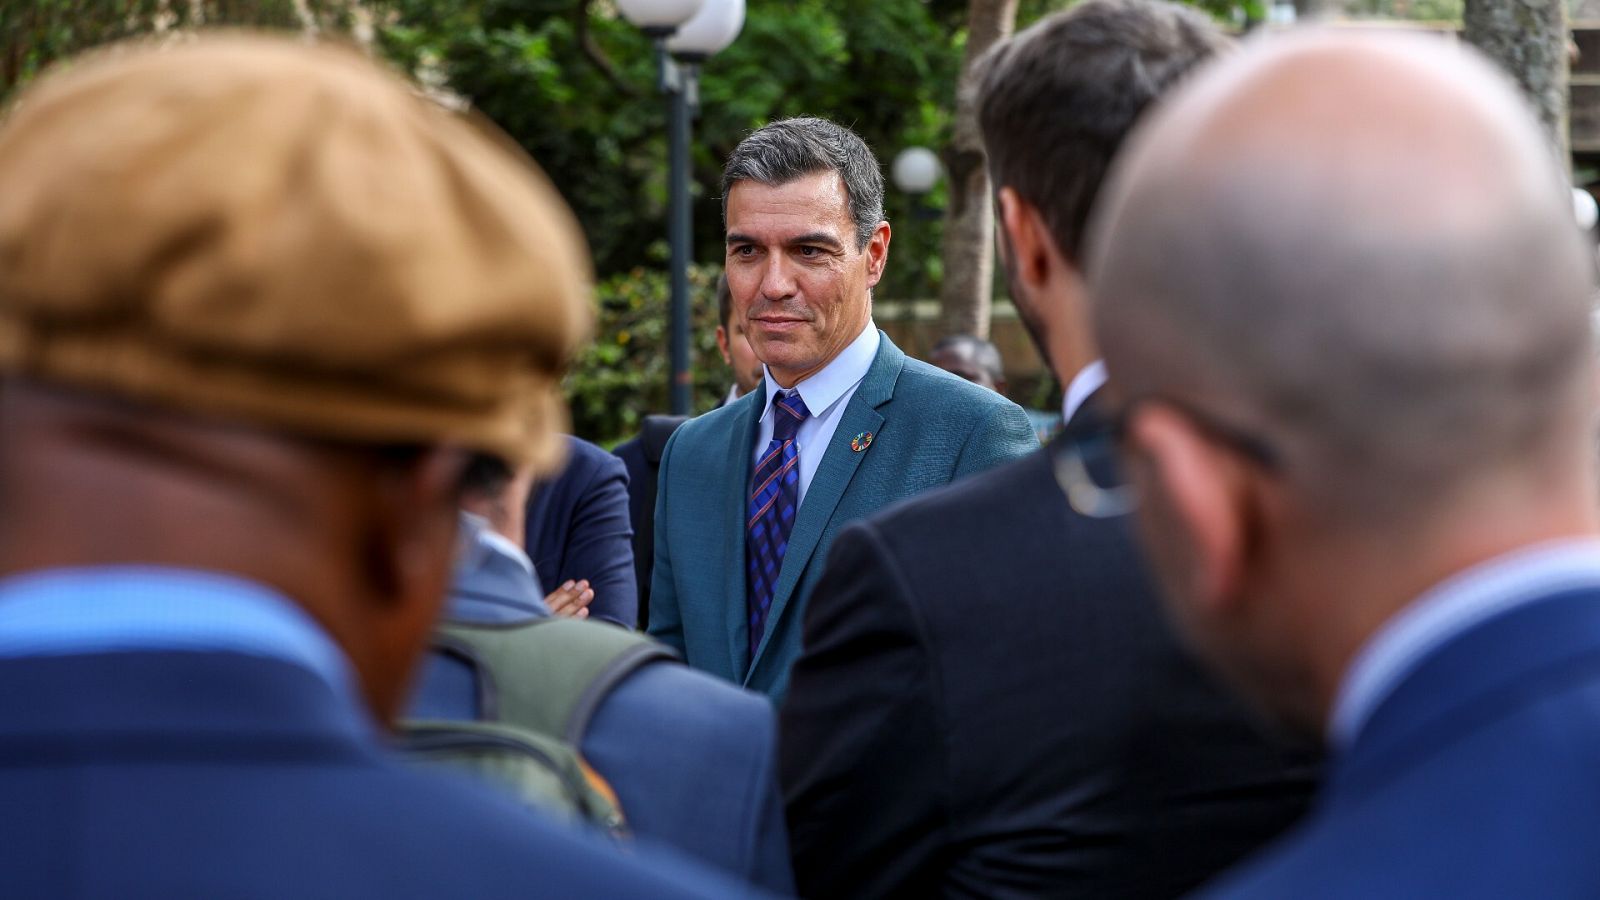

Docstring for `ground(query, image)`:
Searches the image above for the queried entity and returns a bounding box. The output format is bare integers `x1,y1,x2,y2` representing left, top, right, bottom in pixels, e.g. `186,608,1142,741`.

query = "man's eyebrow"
725,231,846,250
789,232,844,249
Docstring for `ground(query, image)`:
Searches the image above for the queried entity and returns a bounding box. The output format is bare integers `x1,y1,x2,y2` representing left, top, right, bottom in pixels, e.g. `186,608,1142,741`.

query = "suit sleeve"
953,400,1039,479
779,519,949,899
645,428,686,655
562,452,638,628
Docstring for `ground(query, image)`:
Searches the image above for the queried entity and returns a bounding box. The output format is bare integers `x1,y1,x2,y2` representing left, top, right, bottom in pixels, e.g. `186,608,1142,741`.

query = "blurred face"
931,343,1001,392
725,171,890,388
717,316,765,397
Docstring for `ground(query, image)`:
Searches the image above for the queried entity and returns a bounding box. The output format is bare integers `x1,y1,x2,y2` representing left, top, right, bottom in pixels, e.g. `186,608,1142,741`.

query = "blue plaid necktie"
746,390,810,662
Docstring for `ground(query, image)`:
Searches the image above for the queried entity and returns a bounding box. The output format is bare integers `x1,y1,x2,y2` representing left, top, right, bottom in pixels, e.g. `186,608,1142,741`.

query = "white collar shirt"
1061,359,1108,426
753,322,880,507
1328,537,1600,750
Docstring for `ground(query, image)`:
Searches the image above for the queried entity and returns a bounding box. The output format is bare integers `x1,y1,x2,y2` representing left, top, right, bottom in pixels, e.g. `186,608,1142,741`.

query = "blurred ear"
998,187,1053,293
716,324,733,366
362,445,473,722
863,221,891,288
1124,405,1250,615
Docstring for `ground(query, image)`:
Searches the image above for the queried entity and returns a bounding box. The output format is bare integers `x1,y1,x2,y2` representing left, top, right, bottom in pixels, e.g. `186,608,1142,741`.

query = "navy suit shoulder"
0,650,739,899
584,661,794,893
781,436,1317,899
1203,586,1600,899
527,435,638,627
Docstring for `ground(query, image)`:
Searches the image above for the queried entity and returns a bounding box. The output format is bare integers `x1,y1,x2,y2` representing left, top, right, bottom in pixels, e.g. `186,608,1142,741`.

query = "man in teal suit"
648,117,1037,701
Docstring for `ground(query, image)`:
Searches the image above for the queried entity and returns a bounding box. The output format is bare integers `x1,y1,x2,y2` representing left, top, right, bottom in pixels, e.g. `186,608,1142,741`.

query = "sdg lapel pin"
850,431,874,453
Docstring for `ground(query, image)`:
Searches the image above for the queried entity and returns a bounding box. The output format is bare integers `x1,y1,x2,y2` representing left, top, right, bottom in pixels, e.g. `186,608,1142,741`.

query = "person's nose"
758,254,799,302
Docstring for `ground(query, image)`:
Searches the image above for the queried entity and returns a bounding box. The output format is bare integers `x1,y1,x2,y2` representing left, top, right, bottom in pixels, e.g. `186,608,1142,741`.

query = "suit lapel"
747,336,903,675
724,386,763,676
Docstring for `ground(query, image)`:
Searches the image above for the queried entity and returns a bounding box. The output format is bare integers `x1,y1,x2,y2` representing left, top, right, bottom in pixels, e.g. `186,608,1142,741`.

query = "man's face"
716,316,765,397
725,171,888,388
930,344,999,392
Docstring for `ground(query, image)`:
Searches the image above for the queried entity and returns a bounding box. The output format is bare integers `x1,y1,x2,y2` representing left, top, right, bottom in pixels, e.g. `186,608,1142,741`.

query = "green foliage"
374,0,970,302
566,264,730,445
1,0,364,96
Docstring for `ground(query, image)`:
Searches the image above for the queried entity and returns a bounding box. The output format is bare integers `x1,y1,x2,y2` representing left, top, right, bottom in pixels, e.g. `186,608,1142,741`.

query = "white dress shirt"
1061,359,1108,425
1328,537,1600,749
753,323,880,507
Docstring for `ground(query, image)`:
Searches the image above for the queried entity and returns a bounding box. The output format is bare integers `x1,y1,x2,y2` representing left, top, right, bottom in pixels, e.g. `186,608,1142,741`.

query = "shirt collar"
761,322,880,423
0,566,359,703
1328,537,1600,750
1062,359,1108,424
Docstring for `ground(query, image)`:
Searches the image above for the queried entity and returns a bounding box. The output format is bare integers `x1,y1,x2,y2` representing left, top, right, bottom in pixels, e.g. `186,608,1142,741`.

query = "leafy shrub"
566,264,730,447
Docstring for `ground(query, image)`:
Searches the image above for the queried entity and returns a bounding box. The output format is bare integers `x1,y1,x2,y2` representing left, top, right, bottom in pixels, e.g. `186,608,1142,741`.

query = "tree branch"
574,0,639,98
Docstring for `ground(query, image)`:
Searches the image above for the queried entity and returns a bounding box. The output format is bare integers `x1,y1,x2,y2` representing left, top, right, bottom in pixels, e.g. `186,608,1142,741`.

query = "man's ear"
863,220,891,288
360,446,473,723
998,187,1054,293
715,324,733,366
1124,405,1250,615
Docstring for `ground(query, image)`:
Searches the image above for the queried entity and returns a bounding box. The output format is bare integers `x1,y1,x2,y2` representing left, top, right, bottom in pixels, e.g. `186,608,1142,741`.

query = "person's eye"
732,245,755,257
798,246,820,257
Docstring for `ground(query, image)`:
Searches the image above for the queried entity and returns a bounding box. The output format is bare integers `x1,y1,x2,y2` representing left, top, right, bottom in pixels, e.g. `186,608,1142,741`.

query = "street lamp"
891,147,941,196
619,0,745,415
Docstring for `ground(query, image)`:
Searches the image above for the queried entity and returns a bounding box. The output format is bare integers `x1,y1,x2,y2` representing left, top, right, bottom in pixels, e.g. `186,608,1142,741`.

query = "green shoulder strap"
436,617,675,743
400,719,628,838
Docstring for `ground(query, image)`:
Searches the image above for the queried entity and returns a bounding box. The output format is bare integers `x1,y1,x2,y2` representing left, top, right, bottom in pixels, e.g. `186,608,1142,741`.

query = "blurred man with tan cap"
0,35,736,898
1087,29,1600,897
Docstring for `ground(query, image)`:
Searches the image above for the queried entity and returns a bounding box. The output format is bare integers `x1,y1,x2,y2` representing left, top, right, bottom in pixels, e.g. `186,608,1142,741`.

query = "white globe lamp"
892,146,941,195
667,0,745,59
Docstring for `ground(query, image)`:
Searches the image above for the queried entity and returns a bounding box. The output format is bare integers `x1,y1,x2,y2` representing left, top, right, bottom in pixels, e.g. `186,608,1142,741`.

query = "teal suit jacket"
647,333,1037,700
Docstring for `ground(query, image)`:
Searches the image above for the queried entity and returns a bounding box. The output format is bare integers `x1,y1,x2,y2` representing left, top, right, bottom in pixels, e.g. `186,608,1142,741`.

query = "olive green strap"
437,618,675,743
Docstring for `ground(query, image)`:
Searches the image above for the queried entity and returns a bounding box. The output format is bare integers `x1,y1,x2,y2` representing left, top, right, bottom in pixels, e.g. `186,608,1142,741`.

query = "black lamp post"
620,0,745,415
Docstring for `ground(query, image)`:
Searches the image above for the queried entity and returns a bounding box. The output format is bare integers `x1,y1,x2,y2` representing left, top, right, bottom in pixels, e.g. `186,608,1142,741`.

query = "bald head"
1090,31,1596,519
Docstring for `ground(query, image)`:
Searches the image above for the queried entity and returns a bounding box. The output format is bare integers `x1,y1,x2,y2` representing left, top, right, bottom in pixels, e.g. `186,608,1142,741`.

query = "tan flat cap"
0,34,592,470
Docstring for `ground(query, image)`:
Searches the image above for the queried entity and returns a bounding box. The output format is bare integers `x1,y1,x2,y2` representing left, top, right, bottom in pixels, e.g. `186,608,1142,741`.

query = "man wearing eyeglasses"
777,3,1318,898
1088,31,1600,898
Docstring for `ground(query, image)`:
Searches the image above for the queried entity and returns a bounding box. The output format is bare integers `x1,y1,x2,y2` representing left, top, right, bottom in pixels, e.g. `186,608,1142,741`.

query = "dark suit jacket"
526,435,638,627
779,399,1319,899
413,526,794,893
648,333,1038,700
0,649,737,898
613,415,690,630
1203,585,1600,898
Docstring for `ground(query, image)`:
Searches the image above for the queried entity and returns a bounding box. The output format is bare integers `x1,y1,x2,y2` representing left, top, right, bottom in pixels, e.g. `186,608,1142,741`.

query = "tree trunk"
1463,0,1569,162
938,0,1018,340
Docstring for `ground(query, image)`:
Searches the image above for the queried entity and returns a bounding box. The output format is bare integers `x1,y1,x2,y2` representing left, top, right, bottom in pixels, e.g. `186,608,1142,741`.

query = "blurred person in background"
716,273,765,405
929,333,1007,393
525,435,637,627
1087,29,1600,898
0,35,737,899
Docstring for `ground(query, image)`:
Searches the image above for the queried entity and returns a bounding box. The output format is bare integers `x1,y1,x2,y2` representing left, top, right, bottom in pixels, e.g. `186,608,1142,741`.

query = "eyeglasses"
1053,396,1281,519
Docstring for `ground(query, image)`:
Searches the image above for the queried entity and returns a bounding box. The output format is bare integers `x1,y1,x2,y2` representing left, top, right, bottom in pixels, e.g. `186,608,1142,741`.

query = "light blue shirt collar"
1062,360,1108,425
760,322,880,424
0,566,359,703
1328,537,1600,749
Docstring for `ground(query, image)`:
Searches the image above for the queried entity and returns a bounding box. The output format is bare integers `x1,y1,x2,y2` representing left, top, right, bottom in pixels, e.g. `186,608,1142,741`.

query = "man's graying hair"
722,117,885,249
975,0,1229,264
